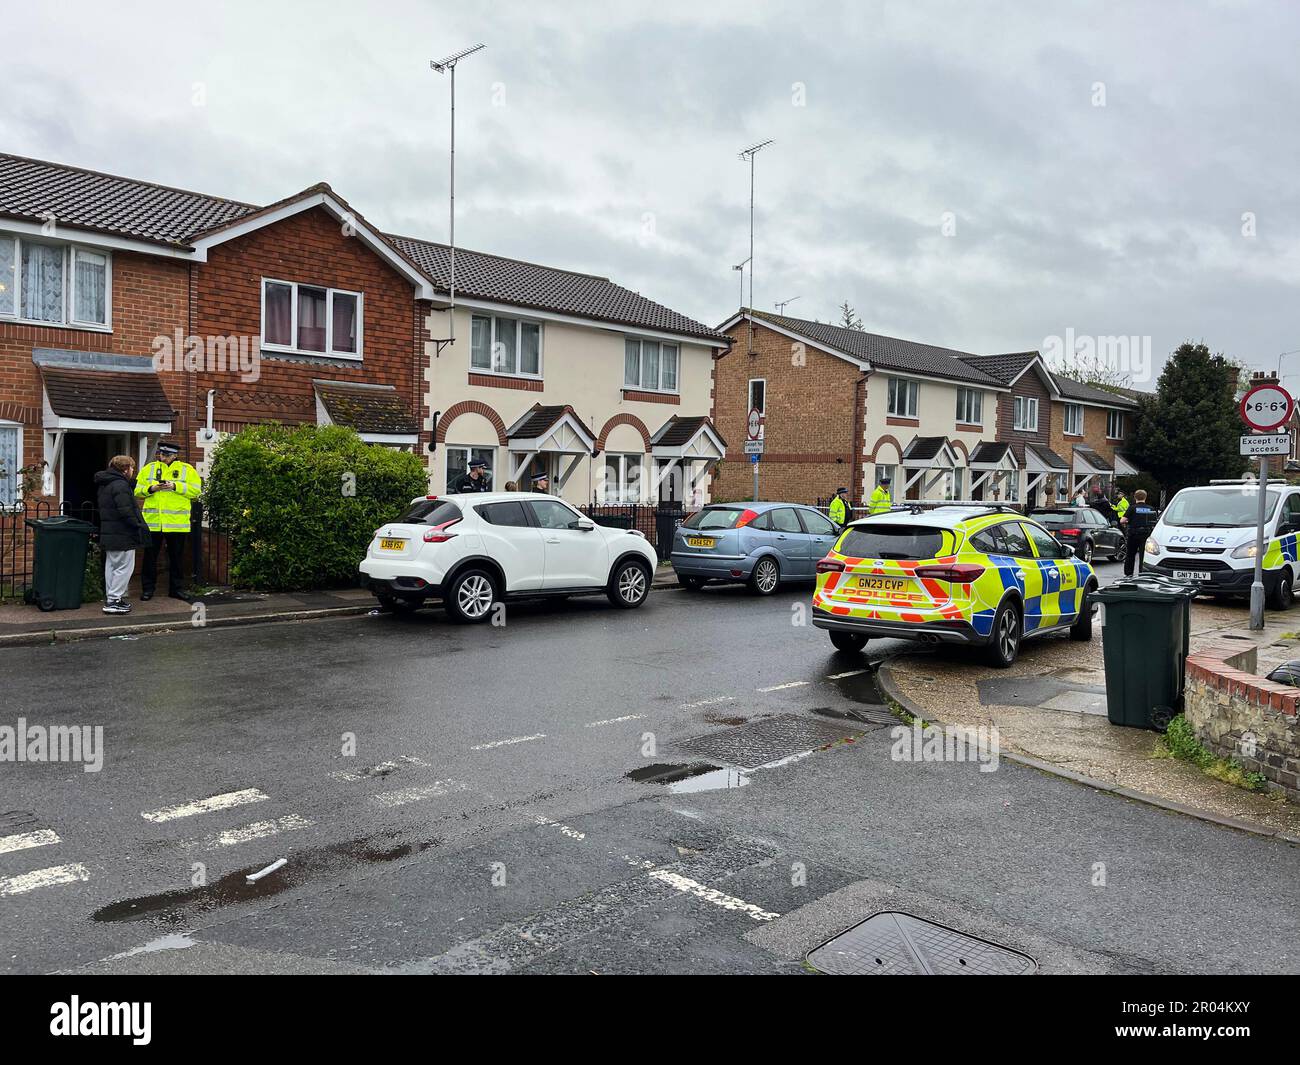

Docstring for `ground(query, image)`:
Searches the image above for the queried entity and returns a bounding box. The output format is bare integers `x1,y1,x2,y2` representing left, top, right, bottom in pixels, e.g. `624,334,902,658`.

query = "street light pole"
738,140,772,354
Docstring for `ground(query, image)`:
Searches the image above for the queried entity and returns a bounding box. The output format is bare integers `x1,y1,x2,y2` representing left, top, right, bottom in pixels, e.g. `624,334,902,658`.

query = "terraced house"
0,153,728,518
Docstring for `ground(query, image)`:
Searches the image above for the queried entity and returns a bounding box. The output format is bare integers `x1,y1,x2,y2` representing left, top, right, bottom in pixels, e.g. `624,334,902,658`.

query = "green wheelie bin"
1092,574,1198,731
23,515,96,611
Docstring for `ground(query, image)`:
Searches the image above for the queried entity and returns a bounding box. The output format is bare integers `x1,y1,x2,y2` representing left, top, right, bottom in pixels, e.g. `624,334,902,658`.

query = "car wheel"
747,557,780,596
677,574,707,591
1070,582,1097,641
984,600,1022,668
1268,568,1294,611
608,558,651,608
444,568,498,623
1079,539,1094,564
829,631,869,653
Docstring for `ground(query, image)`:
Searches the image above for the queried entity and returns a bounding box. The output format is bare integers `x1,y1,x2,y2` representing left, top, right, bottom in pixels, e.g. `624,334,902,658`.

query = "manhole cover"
807,912,1037,975
675,714,865,770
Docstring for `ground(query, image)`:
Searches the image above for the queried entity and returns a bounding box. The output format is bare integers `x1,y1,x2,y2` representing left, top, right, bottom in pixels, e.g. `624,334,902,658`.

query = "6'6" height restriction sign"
1240,382,1294,432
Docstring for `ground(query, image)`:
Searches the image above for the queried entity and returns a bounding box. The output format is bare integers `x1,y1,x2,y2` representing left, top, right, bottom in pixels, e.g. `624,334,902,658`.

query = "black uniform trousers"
1123,532,1148,578
142,531,188,596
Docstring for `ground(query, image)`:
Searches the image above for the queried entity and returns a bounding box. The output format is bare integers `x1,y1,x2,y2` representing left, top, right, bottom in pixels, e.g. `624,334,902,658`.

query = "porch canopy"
968,441,1020,500
1071,444,1113,496
1025,442,1070,502
1113,451,1141,478
900,436,958,499
505,404,597,489
649,415,727,497
314,380,419,447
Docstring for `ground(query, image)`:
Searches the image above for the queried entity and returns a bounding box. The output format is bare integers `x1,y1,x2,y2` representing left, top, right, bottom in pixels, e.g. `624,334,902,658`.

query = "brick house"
1047,374,1141,498
0,153,728,520
712,309,1006,505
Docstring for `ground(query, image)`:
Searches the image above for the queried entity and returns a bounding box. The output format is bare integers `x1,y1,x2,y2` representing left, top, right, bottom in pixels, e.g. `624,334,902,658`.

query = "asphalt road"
1,569,1296,975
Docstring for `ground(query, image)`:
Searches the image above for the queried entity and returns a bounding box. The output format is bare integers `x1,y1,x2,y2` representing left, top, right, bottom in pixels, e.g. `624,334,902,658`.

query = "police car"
812,505,1098,666
1142,482,1300,609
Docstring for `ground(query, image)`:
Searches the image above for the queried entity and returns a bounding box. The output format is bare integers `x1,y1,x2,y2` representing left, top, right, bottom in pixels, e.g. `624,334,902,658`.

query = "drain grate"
807,912,1037,975
675,714,866,770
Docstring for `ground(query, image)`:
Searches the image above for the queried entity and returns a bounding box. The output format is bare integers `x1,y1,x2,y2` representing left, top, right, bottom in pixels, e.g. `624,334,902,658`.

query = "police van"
1142,482,1300,608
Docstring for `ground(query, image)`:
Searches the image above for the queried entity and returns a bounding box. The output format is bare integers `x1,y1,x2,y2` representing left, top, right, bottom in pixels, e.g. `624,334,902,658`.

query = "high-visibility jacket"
135,460,202,534
828,495,848,525
1115,497,1130,521
869,485,892,515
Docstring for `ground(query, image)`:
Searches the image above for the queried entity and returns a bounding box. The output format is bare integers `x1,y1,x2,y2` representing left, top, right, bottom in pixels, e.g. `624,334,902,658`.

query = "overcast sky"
6,1,1298,388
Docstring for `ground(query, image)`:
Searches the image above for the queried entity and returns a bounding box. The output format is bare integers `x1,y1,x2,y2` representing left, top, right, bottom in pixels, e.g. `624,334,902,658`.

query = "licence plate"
856,576,910,593
1172,569,1211,581
379,538,407,552
685,536,716,549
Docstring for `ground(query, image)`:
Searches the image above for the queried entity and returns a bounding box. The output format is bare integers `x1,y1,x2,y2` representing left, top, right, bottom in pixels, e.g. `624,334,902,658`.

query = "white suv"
360,492,658,622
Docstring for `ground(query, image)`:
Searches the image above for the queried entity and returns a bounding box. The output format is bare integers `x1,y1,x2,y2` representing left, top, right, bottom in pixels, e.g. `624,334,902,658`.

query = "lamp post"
430,43,486,348
738,140,773,355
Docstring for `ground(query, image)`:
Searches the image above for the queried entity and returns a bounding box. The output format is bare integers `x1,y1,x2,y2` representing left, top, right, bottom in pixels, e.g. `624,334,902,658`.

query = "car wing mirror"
574,517,596,531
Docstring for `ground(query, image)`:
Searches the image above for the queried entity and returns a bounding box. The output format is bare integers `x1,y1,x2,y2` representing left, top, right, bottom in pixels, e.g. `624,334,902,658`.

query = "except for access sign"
1240,433,1291,457
743,439,765,455
1240,383,1294,432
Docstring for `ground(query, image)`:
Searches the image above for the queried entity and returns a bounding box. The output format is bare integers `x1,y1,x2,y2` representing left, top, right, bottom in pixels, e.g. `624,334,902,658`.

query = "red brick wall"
712,320,862,503
1050,400,1130,465
998,366,1052,463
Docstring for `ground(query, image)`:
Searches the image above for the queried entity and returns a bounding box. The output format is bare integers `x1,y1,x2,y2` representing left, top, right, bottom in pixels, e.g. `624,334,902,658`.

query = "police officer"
134,440,202,600
531,471,550,494
1121,489,1157,577
869,476,892,515
451,459,491,493
1114,489,1130,524
828,486,849,527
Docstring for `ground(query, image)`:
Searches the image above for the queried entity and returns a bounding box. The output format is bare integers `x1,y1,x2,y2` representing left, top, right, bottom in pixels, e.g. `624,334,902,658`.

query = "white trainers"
102,599,132,615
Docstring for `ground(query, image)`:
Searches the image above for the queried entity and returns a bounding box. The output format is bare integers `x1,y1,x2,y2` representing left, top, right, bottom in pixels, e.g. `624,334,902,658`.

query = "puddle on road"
624,762,750,793
92,829,440,925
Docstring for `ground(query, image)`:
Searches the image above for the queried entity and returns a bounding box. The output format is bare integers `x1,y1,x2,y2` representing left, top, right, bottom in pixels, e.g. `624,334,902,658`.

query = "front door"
62,432,129,515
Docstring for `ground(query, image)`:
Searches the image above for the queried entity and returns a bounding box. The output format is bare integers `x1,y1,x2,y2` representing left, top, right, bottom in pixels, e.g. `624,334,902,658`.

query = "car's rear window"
1030,511,1074,527
838,525,948,559
682,507,750,531
402,500,463,526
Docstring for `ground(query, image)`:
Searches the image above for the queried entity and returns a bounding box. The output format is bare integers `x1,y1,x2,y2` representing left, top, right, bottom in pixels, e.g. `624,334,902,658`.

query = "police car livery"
1142,483,1300,609
812,505,1098,666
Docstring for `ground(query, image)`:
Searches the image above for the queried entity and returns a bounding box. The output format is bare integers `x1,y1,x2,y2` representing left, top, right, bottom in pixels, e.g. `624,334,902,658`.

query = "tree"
1045,346,1132,389
1128,342,1242,496
837,301,864,331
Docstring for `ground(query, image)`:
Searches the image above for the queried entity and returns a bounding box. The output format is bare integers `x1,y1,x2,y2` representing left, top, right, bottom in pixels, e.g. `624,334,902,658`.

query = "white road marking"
332,761,400,783
0,863,90,896
0,829,60,855
141,788,268,823
246,857,287,883
188,815,313,850
757,681,809,692
534,816,585,840
648,870,780,921
399,755,430,767
680,696,735,710
826,669,870,680
371,780,467,808
584,714,645,728
470,733,546,751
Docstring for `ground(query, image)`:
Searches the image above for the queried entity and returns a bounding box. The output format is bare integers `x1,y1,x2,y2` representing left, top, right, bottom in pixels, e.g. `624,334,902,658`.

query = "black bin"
23,516,96,611
1092,575,1198,731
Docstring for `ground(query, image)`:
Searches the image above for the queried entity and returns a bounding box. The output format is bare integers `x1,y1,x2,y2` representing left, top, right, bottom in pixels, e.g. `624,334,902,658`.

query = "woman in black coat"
94,455,151,614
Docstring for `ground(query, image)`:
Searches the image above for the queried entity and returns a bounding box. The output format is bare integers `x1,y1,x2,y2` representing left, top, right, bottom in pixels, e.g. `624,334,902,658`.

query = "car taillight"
914,563,985,583
1060,528,1080,536
815,557,845,573
735,508,760,528
422,518,460,543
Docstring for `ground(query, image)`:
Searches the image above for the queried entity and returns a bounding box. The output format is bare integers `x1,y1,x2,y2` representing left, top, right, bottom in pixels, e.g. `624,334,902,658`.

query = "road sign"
747,406,763,441
743,439,765,455
1240,383,1294,432
1240,433,1291,457
749,453,760,464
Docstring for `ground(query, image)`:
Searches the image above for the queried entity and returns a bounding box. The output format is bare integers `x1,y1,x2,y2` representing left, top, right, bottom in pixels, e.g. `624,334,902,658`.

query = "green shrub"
1160,713,1271,793
82,543,105,603
205,424,428,592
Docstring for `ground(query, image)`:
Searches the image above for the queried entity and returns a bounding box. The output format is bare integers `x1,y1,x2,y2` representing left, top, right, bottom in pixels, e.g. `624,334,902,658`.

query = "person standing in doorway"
531,472,551,494
135,441,201,601
95,455,151,615
829,486,849,527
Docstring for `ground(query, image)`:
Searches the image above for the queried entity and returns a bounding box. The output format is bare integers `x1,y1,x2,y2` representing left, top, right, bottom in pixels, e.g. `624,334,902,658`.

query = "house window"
952,466,965,499
602,453,643,503
747,378,766,437
471,314,542,377
887,377,919,418
1107,410,1125,439
875,464,896,489
261,279,363,359
1013,396,1039,431
1063,403,1083,436
0,235,111,328
955,388,982,425
0,422,20,507
446,445,496,489
624,337,679,392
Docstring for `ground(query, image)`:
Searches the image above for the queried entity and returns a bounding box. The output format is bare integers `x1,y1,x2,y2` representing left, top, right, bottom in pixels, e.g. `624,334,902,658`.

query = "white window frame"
601,453,644,503
1013,395,1039,432
260,278,364,360
887,377,919,419
955,388,982,425
0,420,22,509
623,336,679,394
1063,403,1083,436
444,444,497,489
0,233,113,332
875,463,896,489
1107,410,1125,440
470,313,544,378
